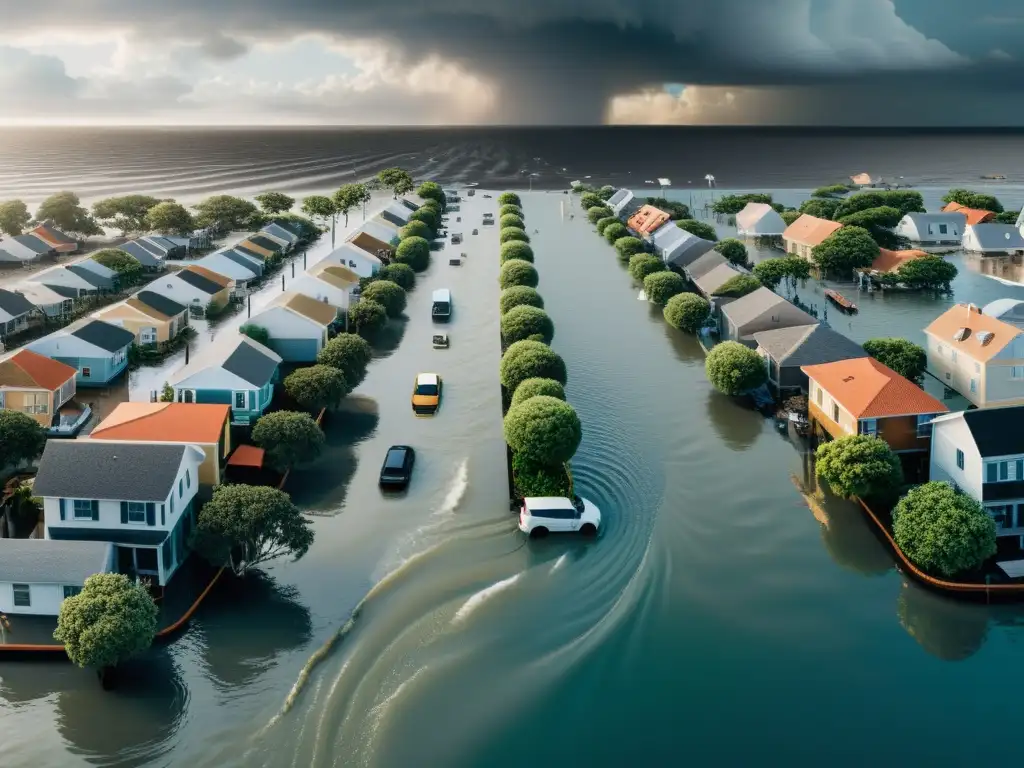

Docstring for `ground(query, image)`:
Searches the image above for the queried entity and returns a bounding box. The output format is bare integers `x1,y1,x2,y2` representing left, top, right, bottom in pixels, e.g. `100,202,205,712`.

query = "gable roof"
982,298,1024,325
31,223,75,245
277,291,339,326
0,539,112,585
186,265,232,288
924,302,1022,362
176,268,225,295
6,282,67,308
782,214,843,246
196,253,259,280
71,319,135,352
720,287,816,331
958,407,1024,457
870,248,928,273
134,238,164,256
685,251,728,280
967,223,1024,250
900,212,965,228
348,231,392,256
78,259,117,279
383,201,412,222
220,249,263,273
735,202,785,232
262,222,299,243
132,290,186,319
91,402,230,444
234,243,269,261
801,357,948,418
0,349,76,390
606,188,631,207
116,241,163,267
358,220,399,244
0,287,36,318
650,221,688,251
694,263,743,296
942,201,996,225
627,205,671,235
33,441,191,502
44,283,81,299
667,233,718,268
12,234,53,254
309,261,359,289
222,336,281,386
753,324,865,367
66,264,110,288
248,234,283,253
144,236,179,252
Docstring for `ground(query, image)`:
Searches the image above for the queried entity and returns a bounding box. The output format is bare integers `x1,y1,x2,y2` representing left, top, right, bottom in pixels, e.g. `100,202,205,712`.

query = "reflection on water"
965,252,1024,286
661,314,706,364
706,389,765,451
896,583,990,662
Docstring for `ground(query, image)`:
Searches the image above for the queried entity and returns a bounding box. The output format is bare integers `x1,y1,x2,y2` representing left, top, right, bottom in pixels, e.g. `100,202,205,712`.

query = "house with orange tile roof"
802,357,948,460
942,201,996,226
864,248,928,274
30,223,77,254
89,402,232,486
782,214,843,260
925,303,1024,408
0,349,79,431
626,205,671,238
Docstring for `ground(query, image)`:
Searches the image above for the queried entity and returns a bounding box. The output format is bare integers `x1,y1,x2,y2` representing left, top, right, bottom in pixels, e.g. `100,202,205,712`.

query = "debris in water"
637,290,647,301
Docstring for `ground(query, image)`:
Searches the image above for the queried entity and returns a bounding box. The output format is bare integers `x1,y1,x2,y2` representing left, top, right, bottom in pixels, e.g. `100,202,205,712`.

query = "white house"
147,266,232,311
983,299,1024,330
260,223,300,252
6,282,74,319
894,213,965,245
963,223,1024,255
735,203,786,237
380,201,413,228
194,251,261,288
30,265,99,296
607,188,634,217
32,440,205,588
246,291,337,362
929,406,1024,549
358,219,400,245
328,242,383,278
0,539,114,616
288,261,359,311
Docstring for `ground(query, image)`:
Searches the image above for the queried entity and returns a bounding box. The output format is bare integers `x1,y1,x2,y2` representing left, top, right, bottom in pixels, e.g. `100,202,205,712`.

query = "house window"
937,344,944,356
63,586,81,599
12,584,30,607
170,495,175,516
951,350,958,363
127,501,147,524
179,479,184,498
140,327,157,344
73,499,94,519
81,367,91,379
860,419,877,436
832,402,840,423
927,224,934,235
988,504,1014,529
970,378,977,394
21,392,49,415
956,449,965,470
939,224,948,235
916,414,933,438
986,461,1013,482
185,470,191,490
135,548,158,573
815,386,823,407
234,391,247,409
1012,366,1024,380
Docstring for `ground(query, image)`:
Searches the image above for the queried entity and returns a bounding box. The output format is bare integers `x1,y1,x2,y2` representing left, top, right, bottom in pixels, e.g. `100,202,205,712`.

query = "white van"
431,288,452,321
518,496,601,537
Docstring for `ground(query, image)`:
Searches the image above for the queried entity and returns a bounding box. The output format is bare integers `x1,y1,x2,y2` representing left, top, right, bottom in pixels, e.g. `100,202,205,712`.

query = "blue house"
168,335,282,425
27,318,134,386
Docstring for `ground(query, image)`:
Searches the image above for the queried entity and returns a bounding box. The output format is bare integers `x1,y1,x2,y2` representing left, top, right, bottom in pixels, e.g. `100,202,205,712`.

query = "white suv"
518,496,601,538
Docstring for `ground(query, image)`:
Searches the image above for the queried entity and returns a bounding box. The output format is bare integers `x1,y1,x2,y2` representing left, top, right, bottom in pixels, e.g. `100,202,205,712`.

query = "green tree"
300,195,338,242
159,382,175,403
587,206,612,224
91,195,161,236
837,205,903,230
500,213,525,229
332,184,367,227
37,191,101,236
628,254,665,282
603,222,628,244
714,274,761,298
751,256,811,289
833,190,925,220
500,227,530,244
815,434,903,499
252,410,325,470
614,236,644,260
643,271,687,305
145,201,195,236
500,286,544,314
499,259,539,289
416,181,445,207
942,188,1003,213
193,195,261,231
663,293,711,332
317,332,373,388
878,190,926,217
595,216,619,235
499,204,523,217
645,197,690,220
504,396,582,466
714,238,748,266
379,262,415,290
361,280,407,318
498,192,521,207
799,197,842,219
501,305,555,345
711,193,773,215
500,340,567,392
254,192,295,215
862,338,927,383
995,211,1019,224
393,236,431,271
239,323,271,346
676,219,717,241
511,378,566,408
193,484,314,576
399,220,432,240
284,365,351,411
892,482,997,577
348,300,388,338
889,255,958,290
811,226,879,274
705,340,768,395
0,200,31,236
91,249,143,284
512,453,571,498
409,206,438,233
500,241,534,264
0,410,46,469
811,184,850,198
781,210,802,225
377,168,415,198
580,192,604,209
54,574,158,679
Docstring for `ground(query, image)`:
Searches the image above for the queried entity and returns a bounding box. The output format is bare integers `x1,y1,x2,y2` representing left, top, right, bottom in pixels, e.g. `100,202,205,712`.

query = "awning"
228,445,265,468
997,559,1024,579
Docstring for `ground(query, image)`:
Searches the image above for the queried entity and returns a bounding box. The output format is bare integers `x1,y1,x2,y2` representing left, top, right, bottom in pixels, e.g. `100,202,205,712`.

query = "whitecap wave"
452,573,522,625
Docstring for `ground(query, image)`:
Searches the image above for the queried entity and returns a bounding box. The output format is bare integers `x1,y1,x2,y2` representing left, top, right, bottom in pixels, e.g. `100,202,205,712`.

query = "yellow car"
412,373,443,416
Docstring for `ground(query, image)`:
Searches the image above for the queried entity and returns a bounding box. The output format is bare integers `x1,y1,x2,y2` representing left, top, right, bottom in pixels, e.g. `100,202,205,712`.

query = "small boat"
982,174,1006,180
824,289,858,313
433,333,449,349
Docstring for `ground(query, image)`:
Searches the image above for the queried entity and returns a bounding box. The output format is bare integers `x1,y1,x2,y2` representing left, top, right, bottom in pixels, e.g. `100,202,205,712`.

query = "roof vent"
953,327,970,342
978,331,995,345
842,375,855,382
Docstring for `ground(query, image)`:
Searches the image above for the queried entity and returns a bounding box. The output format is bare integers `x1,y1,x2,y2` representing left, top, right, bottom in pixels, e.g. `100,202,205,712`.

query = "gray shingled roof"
666,235,717,268
249,234,283,253
223,338,279,386
12,234,53,254
118,241,162,267
45,284,79,299
66,264,111,288
177,269,222,295
262,222,299,243
0,539,111,584
753,324,865,367
721,287,816,330
222,250,262,273
970,223,1024,250
33,441,189,502
135,290,186,318
70,319,135,352
694,263,743,296
685,251,728,280
0,287,36,317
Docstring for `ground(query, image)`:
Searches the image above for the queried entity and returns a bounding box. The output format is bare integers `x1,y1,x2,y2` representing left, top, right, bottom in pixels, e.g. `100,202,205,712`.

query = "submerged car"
411,372,443,416
379,445,415,489
518,496,601,537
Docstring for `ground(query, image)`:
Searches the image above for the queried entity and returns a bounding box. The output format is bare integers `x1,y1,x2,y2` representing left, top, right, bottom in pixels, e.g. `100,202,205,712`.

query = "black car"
379,445,416,489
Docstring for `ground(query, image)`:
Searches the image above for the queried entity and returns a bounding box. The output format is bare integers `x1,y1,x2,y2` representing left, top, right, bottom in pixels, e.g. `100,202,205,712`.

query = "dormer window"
953,327,970,342
977,331,994,346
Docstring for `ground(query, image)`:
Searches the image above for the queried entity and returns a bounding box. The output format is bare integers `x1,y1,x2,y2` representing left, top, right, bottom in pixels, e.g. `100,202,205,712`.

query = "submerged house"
5,282,73,320
1,234,56,263
664,231,718,270
195,251,261,290
693,263,744,299
864,248,928,275
30,223,78,254
289,261,359,311
347,231,393,263
782,215,843,260
68,259,118,291
329,242,383,278
962,224,1024,255
260,223,300,252
0,349,79,431
150,266,232,313
942,202,996,226
95,290,189,347
246,291,338,362
380,201,413,228
116,240,166,271
627,205,671,240
0,288,37,341
753,324,865,393
358,219,400,246
894,213,964,245
30,265,101,297
718,287,817,345
607,188,634,217
683,251,729,283
0,539,113,616
735,203,786,237
28,319,134,386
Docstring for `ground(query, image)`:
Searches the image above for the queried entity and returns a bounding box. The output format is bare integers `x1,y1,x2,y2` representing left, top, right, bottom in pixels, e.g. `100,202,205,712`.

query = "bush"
348,299,388,338
500,227,530,244
714,274,761,299
252,410,325,470
628,254,665,282
580,192,604,210
498,192,521,206
705,340,767,395
416,181,446,207
317,332,372,388
0,410,46,468
239,323,271,347
676,219,718,241
283,365,350,411
501,305,555,345
360,279,406,318
499,204,523,217
812,184,850,198
500,241,534,264
603,222,628,244
511,377,566,407
379,262,415,290
399,220,432,240
862,338,927,384
500,286,544,314
893,482,997,577
814,434,903,499
512,453,572,498
781,210,802,225
500,214,525,229
614,236,644,260
499,259,539,289
500,340,567,391
587,206,612,223
643,271,687,305
504,396,582,465
595,216,619,235
409,206,438,232
393,235,431,272
714,238,748,266
92,249,143,283
663,293,711,332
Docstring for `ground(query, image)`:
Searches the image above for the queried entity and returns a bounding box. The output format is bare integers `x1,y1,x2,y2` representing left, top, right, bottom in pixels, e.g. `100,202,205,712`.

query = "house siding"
926,332,1024,408
0,582,72,616
50,352,129,386
177,383,272,425
97,307,172,344
929,418,983,496
0,388,54,427
268,337,321,362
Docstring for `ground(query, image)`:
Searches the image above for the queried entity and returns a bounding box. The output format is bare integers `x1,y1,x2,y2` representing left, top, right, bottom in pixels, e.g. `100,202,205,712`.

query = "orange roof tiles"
90,402,230,444
782,214,844,247
941,202,995,225
185,265,232,288
627,205,671,235
348,231,392,256
870,248,928,273
227,444,264,468
0,349,76,390
924,303,1022,362
801,357,949,418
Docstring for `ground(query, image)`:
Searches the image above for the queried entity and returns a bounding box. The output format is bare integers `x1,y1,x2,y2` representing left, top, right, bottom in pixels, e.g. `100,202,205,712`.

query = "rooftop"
942,202,995,225
176,267,226,295
962,407,1024,458
227,444,265,468
348,231,392,256
184,265,232,289
782,214,843,246
90,402,231,444
870,248,928,274
131,290,187,319
70,319,135,353
278,291,340,326
0,287,36,317
0,348,77,390
924,303,1021,362
627,205,671,235
753,324,865,367
0,539,111,585
801,357,949,418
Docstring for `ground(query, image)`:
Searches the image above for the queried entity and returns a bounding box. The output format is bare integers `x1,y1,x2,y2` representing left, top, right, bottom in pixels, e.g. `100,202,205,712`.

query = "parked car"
518,496,601,537
452,233,463,244
411,372,443,416
379,445,416,489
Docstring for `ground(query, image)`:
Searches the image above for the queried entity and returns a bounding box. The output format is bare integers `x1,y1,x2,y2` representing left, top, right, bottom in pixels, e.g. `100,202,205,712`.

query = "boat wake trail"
451,573,522,626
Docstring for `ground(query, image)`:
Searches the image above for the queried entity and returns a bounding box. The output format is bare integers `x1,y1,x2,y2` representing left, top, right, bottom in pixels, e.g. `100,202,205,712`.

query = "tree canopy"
0,200,31,236
942,188,1003,213
499,259,539,289
91,249,143,283
348,299,388,338
676,219,717,241
377,168,415,198
500,240,534,264
645,197,690,220
500,340,567,392
500,285,544,315
379,262,416,290
603,222,628,244
500,213,525,229
37,191,101,236
628,254,665,282
811,226,879,274
714,274,762,299
781,210,802,225
416,181,446,207
511,377,566,408
498,192,521,206
512,453,572,498
239,323,271,347
711,193,773,215
580,192,605,210
92,195,161,236
300,195,338,231
799,197,842,220
409,206,439,233
714,238,748,266
862,338,928,383
193,484,314,576
892,482,997,577
751,256,810,289
500,227,530,244
284,365,350,412
811,184,850,198
317,332,372,388
587,206,612,224
614,236,644,260
333,184,370,226
361,279,407,318
833,190,925,220
815,434,903,499
501,305,555,345
643,271,687,305
145,201,195,236
54,574,158,671
252,410,325,470
254,192,295,214
504,396,582,466
595,216,619,235
705,341,767,395
837,205,904,230
194,195,262,231
393,235,431,272
0,410,46,469
887,255,958,291
663,293,711,333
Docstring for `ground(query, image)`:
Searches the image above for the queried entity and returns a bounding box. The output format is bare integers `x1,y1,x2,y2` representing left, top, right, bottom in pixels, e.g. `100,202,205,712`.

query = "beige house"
94,291,189,346
781,214,843,260
925,303,1024,408
0,349,77,429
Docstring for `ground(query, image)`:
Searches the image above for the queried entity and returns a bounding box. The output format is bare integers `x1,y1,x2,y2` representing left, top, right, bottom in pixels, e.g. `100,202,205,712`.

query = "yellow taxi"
411,372,443,416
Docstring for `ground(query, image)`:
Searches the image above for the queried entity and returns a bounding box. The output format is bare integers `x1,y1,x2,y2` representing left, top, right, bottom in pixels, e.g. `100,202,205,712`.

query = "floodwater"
4,187,1024,767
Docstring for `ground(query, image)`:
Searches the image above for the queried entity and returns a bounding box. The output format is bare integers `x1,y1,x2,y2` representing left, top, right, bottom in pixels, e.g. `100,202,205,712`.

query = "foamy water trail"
437,458,469,521
452,573,522,625
550,554,568,574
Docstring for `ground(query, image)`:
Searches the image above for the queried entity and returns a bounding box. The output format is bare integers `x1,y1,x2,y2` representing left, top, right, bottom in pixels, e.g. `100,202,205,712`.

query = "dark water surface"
3,130,1024,767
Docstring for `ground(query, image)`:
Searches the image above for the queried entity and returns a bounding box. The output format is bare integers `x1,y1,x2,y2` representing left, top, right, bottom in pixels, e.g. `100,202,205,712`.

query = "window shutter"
161,504,166,526
121,501,129,524
59,498,66,521
146,502,156,526
91,500,99,521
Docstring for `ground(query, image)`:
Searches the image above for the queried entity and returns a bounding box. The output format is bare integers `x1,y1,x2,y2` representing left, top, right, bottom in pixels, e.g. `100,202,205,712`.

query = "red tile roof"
942,202,995,225
2,349,77,390
627,205,671,235
782,214,843,247
870,248,928,273
90,403,230,444
801,357,949,418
